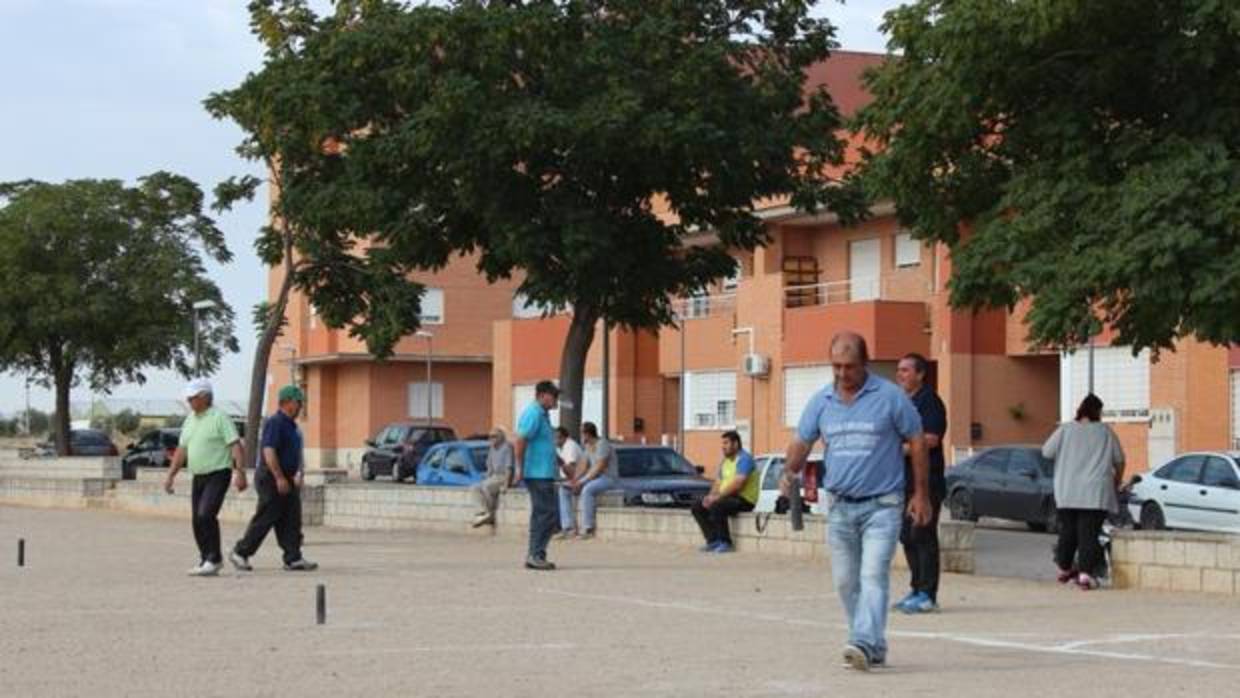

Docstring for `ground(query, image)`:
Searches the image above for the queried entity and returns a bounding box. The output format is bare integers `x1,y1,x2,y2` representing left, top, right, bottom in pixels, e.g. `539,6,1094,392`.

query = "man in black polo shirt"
230,385,317,571
894,353,947,613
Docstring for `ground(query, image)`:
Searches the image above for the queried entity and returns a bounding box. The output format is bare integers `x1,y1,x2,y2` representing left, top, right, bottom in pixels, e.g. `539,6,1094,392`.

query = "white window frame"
1059,346,1150,423
683,371,737,431
895,232,921,268
1231,370,1240,450
407,381,444,420
420,288,444,325
513,384,560,429
783,365,834,427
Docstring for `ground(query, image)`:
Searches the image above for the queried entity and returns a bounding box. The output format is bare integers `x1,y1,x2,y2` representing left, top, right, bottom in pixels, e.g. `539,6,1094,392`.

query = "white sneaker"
187,562,206,576
188,560,221,577
229,550,253,572
284,558,318,571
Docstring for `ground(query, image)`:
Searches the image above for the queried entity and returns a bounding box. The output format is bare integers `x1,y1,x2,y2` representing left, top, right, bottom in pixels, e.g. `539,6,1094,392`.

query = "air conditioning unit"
742,353,769,377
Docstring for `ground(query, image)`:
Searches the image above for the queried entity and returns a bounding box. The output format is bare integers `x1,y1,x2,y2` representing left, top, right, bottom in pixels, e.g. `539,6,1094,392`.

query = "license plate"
640,492,675,504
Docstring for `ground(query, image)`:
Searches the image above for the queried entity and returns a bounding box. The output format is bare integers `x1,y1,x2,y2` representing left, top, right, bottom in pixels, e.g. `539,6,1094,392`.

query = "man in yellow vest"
690,431,760,553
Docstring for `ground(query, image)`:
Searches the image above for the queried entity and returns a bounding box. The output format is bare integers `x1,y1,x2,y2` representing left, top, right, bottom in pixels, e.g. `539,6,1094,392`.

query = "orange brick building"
266,254,521,470
272,51,1240,477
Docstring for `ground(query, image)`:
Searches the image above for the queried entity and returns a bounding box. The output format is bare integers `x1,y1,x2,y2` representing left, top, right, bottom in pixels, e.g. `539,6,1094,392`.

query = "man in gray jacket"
472,427,514,528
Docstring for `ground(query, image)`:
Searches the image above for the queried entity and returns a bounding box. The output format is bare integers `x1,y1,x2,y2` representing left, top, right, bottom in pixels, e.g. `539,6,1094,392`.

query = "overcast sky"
0,0,903,415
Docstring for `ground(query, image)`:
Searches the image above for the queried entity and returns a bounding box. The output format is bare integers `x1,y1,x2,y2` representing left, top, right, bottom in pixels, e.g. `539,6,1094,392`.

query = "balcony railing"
673,293,737,321
783,277,932,309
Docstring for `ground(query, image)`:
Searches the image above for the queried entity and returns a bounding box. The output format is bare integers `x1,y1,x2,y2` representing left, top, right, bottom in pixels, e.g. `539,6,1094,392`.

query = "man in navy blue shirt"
782,332,930,672
894,353,949,614
230,385,317,572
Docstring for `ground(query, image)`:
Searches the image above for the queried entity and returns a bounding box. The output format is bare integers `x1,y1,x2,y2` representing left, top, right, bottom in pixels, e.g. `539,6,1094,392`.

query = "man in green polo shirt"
164,379,247,577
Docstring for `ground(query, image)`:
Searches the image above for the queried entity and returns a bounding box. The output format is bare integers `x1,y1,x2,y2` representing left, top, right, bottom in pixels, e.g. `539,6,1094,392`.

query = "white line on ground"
537,588,1240,671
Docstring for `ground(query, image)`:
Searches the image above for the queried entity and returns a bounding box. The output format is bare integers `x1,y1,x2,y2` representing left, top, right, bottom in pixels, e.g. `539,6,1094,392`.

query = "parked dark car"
613,445,712,507
416,440,491,486
36,429,121,458
360,423,456,482
946,445,1058,532
414,442,710,508
122,428,181,470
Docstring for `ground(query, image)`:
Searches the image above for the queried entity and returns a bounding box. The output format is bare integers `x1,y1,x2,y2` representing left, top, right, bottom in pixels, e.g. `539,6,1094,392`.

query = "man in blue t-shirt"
513,380,562,570
782,332,931,672
230,385,317,572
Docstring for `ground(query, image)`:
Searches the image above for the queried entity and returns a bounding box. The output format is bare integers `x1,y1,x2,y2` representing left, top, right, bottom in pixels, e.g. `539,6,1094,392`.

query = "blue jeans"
827,492,904,663
558,476,615,532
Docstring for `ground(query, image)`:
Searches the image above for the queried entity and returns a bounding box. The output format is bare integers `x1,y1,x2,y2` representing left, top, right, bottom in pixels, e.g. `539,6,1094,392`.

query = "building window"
1231,371,1240,450
420,288,444,324
512,381,600,432
513,384,560,429
681,293,712,319
512,292,568,319
895,232,921,268
408,382,444,420
1060,346,1150,422
784,365,834,427
722,266,741,293
683,371,737,430
582,378,603,429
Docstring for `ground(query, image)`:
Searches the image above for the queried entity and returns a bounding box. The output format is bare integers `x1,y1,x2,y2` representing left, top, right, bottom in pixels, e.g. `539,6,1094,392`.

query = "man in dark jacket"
230,385,318,572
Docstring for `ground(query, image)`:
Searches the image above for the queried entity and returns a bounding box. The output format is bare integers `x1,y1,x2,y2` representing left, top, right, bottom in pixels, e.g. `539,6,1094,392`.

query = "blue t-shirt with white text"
796,372,923,499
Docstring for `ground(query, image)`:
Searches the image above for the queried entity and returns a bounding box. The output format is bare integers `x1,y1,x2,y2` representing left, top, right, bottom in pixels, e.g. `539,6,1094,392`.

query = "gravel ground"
2,504,1238,697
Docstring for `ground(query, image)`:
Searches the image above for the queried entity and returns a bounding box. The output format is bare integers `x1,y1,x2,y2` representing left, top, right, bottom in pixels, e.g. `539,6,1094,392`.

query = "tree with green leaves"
208,0,865,435
0,175,238,454
858,0,1240,353
113,409,142,436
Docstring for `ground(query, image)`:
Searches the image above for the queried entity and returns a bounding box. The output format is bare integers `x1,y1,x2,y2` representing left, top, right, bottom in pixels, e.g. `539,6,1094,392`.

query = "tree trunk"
52,356,72,457
243,232,296,469
556,308,599,439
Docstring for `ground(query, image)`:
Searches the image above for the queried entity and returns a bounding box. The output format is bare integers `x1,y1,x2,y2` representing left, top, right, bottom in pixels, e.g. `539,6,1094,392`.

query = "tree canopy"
208,0,865,431
0,174,238,453
858,0,1240,352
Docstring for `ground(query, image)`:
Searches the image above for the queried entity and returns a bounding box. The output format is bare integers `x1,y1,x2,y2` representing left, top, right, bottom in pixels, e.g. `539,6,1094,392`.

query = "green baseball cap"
278,385,305,403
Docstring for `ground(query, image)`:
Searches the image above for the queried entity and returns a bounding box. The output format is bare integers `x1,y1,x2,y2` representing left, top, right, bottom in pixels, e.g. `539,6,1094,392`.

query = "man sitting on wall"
690,431,759,553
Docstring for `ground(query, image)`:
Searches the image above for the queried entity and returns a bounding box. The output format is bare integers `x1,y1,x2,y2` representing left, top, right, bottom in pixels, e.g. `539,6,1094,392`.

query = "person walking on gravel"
164,379,247,577
229,385,317,572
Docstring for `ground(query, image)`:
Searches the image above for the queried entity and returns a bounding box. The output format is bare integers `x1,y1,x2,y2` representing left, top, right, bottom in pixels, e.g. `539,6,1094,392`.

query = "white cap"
184,378,213,399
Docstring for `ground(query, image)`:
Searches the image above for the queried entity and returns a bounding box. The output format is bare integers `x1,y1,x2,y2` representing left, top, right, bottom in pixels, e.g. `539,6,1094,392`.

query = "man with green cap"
230,384,317,571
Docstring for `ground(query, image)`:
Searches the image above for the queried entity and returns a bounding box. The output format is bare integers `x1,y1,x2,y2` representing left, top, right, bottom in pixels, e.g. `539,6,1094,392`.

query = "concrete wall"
321,483,974,572
0,453,122,480
0,474,973,572
1112,529,1240,595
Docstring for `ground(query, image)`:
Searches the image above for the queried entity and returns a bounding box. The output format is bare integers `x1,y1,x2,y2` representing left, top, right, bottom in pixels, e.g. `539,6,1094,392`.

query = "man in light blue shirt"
782,332,931,672
513,380,561,570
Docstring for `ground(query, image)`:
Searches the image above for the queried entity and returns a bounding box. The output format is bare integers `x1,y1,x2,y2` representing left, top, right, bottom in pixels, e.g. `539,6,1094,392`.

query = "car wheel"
1140,501,1166,530
948,489,977,522
1029,501,1059,534
360,458,375,481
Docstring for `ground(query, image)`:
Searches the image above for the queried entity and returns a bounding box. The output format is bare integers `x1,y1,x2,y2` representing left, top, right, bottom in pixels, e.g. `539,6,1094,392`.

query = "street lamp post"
192,300,219,377
416,330,434,429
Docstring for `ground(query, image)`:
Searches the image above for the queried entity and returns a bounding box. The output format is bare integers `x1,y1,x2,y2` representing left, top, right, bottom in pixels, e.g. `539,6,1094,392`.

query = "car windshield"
617,449,698,478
